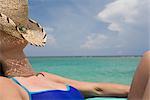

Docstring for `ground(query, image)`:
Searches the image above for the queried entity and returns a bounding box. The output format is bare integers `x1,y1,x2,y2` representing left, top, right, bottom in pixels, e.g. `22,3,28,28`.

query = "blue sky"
25,0,149,56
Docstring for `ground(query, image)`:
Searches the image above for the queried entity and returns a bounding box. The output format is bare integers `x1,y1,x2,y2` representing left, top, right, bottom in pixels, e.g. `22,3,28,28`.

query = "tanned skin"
0,0,149,99
0,29,149,100
0,31,150,100
0,30,130,100
128,51,150,100
0,30,35,77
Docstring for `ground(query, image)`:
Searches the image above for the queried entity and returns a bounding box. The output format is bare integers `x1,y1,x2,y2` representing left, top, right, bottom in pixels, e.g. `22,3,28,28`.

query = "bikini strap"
11,77,31,99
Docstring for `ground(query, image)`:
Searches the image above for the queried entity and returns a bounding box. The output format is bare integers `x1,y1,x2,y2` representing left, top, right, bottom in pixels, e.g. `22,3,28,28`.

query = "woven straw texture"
0,0,47,47
0,0,28,26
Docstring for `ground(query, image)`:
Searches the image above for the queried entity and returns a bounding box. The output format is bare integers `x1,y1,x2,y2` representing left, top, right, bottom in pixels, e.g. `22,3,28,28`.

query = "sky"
25,0,149,56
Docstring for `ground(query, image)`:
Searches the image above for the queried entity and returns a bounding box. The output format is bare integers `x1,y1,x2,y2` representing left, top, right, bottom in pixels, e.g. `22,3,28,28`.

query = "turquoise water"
29,56,140,85
29,56,140,100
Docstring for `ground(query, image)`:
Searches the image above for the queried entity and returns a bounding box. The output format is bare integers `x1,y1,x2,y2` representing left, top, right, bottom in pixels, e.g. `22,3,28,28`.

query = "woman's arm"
0,76,23,100
42,72,130,98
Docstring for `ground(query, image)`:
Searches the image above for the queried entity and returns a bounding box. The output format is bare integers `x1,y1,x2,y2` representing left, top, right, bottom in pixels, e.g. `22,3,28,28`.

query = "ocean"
29,56,141,100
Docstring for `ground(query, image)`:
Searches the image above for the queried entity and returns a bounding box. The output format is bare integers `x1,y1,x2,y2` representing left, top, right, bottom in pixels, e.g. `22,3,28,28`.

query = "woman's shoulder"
0,77,23,100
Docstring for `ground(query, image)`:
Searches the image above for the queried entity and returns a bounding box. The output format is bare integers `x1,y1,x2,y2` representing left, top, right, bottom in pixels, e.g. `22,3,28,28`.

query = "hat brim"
0,13,23,39
0,13,47,47
19,19,47,47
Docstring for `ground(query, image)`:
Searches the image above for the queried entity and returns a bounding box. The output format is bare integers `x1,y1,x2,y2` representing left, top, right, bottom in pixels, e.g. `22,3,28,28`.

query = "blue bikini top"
11,78,84,100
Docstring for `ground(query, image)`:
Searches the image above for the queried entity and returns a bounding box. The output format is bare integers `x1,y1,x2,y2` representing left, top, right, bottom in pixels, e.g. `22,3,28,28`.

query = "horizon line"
27,55,142,58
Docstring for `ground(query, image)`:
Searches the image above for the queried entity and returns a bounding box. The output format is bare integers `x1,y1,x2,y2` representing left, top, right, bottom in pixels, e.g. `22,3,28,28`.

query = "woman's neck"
0,31,36,77
1,49,36,77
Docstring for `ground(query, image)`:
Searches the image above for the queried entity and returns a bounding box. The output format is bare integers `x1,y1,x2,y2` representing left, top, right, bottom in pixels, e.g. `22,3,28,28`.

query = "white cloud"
81,0,149,54
81,34,108,49
95,0,149,53
43,27,56,46
108,23,122,32
47,34,57,46
97,0,141,32
44,27,54,33
28,0,149,56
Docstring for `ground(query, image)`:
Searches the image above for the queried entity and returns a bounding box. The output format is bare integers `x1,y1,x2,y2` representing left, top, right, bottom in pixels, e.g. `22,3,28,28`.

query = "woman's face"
0,30,28,53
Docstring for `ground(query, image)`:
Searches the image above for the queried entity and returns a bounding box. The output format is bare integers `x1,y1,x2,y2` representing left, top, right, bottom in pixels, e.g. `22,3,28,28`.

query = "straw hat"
0,0,47,47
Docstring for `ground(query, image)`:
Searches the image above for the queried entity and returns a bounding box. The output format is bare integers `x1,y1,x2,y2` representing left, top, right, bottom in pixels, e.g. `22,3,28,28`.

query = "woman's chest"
15,76,68,93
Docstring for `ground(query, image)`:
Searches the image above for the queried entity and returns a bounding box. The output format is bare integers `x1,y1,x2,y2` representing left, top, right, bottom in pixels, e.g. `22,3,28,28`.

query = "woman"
0,0,149,100
0,50,149,100
0,34,149,100
0,29,130,99
0,28,149,100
